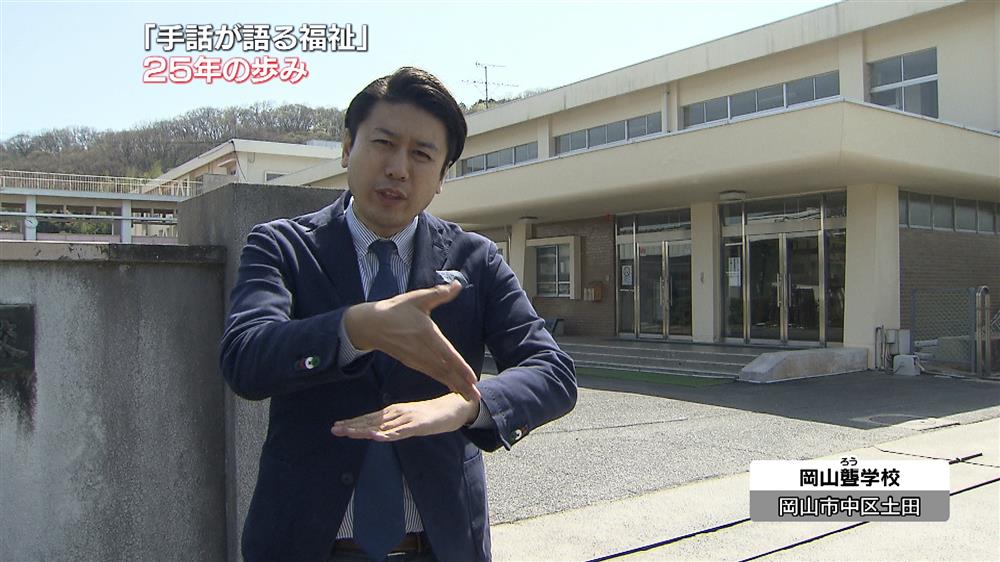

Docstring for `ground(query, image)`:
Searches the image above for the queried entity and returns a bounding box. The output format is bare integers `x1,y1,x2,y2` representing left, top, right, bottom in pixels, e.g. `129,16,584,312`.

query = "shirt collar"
345,198,418,266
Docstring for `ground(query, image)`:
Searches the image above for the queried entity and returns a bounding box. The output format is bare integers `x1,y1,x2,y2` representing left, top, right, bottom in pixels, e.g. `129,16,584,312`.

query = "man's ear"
340,131,353,168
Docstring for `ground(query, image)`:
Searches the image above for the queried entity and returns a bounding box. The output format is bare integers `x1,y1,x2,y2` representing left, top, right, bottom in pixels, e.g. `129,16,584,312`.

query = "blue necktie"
353,239,406,561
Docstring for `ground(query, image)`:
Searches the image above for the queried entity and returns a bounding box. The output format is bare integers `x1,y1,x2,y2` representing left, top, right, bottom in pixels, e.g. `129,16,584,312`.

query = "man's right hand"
343,280,481,402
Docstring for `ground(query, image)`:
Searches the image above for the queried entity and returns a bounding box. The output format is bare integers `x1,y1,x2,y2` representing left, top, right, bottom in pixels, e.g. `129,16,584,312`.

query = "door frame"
744,231,824,346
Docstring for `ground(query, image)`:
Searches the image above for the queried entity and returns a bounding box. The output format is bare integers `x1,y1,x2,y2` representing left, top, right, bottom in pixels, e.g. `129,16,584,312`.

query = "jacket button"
511,428,523,441
340,472,354,486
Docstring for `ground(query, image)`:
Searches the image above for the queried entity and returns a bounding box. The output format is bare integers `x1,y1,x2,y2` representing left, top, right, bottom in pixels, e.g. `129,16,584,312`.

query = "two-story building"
276,0,1000,365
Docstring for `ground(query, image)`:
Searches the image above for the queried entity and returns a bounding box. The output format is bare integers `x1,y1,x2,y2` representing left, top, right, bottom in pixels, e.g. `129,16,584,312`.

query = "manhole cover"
859,414,959,430
867,414,922,425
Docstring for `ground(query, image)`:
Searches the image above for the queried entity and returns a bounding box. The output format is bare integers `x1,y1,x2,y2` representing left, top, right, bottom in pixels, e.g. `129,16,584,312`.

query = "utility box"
583,282,604,302
893,354,920,376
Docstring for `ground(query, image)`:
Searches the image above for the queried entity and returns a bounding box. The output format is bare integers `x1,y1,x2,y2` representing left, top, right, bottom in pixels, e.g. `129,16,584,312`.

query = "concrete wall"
0,242,227,561
460,119,540,164
549,86,663,138
677,38,840,107
178,182,343,562
531,216,616,337
899,227,1000,329
238,153,336,185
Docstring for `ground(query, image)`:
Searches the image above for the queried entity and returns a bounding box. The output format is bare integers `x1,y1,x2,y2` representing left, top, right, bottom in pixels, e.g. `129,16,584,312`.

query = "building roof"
155,139,342,182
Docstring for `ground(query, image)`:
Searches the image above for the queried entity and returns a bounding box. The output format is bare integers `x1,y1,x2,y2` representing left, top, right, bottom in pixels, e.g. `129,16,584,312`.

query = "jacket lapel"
312,191,366,306
407,212,449,292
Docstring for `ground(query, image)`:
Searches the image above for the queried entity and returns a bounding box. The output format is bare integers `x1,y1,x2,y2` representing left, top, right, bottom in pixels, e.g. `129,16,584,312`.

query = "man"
220,67,577,562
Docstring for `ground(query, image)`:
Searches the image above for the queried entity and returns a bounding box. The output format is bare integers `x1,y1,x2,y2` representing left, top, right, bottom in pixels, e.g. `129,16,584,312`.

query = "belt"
333,532,431,555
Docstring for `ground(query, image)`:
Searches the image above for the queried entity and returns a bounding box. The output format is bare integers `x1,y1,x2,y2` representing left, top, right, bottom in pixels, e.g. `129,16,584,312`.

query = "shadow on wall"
0,305,36,434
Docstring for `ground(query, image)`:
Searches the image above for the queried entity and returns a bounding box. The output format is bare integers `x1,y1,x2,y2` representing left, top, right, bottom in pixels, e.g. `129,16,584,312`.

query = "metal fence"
911,286,995,377
0,169,199,197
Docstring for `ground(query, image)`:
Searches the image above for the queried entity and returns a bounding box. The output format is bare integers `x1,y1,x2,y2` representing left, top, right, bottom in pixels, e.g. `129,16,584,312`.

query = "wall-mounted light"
719,190,747,202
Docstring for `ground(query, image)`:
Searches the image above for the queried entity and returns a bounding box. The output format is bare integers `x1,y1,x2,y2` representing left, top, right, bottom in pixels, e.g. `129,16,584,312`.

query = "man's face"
342,101,449,238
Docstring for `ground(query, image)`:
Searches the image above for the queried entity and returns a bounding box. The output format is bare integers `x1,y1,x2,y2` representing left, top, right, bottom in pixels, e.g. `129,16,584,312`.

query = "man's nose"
384,147,408,181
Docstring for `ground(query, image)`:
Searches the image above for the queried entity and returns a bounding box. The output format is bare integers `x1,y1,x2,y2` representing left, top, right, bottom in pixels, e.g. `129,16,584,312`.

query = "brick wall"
530,216,617,337
899,228,1000,329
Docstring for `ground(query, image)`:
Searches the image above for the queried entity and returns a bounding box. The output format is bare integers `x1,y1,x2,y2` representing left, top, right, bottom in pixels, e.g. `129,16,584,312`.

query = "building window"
730,90,757,118
0,202,25,233
555,112,661,155
932,196,954,230
978,202,996,234
636,208,691,233
869,48,938,118
907,192,932,228
900,191,997,234
683,71,840,127
458,141,537,177
756,84,785,111
513,142,537,163
462,154,486,175
536,244,571,297
955,199,977,232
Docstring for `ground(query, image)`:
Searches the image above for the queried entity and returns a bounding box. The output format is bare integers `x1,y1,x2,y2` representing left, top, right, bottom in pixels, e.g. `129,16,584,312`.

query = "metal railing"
0,169,199,197
974,287,993,377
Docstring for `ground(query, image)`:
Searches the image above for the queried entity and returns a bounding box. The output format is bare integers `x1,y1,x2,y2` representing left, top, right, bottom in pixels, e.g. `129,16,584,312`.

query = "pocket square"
436,270,470,287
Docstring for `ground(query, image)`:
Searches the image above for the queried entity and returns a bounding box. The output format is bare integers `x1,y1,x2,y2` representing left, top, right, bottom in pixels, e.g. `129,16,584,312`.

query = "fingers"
332,408,405,440
331,394,472,442
364,280,481,401
407,280,463,313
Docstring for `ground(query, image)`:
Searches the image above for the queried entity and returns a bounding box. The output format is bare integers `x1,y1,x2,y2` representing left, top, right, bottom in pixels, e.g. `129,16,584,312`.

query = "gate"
911,286,995,377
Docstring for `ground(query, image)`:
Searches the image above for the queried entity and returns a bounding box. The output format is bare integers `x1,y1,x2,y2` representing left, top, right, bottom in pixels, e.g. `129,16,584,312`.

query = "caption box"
750,458,949,521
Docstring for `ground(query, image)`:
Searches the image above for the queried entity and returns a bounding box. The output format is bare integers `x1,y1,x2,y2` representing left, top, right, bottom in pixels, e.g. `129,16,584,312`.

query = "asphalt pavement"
483,371,1000,561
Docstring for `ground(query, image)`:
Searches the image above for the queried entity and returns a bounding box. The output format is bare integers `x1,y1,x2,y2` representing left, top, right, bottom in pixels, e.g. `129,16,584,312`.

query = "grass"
575,366,734,387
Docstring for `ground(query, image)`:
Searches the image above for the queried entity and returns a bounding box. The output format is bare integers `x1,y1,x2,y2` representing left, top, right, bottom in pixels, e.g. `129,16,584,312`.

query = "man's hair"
344,67,467,176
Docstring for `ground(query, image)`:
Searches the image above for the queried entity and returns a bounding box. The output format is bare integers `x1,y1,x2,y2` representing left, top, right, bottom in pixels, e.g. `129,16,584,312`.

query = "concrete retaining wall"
0,242,227,561
178,182,343,562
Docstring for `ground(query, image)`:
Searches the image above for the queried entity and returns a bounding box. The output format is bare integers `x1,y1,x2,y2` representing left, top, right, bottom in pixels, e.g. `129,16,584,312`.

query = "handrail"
0,169,199,197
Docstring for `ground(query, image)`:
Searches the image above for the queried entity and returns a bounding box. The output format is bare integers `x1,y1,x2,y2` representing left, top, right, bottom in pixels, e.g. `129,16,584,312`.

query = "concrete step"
484,339,770,379
558,341,762,362
565,351,744,375
558,346,757,366
572,359,738,379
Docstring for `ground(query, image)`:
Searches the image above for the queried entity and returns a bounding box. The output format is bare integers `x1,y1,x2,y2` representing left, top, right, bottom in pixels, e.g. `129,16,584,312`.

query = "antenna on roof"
462,62,518,108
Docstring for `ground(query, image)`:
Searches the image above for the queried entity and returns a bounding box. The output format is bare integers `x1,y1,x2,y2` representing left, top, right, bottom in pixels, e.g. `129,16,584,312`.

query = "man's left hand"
331,393,480,441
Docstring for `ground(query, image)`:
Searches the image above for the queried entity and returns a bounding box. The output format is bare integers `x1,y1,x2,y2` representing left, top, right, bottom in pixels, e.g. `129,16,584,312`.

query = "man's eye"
413,151,431,161
373,139,391,146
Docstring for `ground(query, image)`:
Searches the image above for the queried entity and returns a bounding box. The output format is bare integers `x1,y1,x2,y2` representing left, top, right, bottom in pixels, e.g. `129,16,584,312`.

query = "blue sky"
0,0,836,141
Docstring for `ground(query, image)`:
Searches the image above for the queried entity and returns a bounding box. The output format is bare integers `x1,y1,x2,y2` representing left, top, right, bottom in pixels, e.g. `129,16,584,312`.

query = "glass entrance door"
748,237,782,341
747,234,821,343
786,234,820,342
638,242,665,336
634,241,692,338
667,242,692,336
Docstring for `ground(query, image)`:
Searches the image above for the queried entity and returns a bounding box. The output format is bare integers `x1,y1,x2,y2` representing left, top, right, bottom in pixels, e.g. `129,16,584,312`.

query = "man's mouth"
375,188,406,201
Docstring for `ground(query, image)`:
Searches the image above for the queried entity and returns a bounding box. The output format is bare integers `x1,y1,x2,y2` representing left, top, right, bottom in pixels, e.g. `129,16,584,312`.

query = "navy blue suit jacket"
220,191,577,562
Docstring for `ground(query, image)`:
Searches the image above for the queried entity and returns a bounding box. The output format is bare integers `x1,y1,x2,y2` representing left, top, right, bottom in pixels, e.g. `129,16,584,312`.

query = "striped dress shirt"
335,200,423,538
